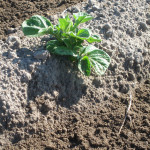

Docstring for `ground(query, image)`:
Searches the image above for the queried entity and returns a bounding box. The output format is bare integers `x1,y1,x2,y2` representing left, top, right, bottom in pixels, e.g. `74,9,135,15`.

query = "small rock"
126,28,136,37
21,71,31,83
105,30,113,38
146,0,150,3
102,23,111,32
104,95,109,101
7,36,21,49
106,1,111,5
114,9,120,16
113,83,119,89
146,19,150,25
138,22,148,32
72,113,80,122
8,51,17,59
114,2,119,6
92,5,100,11
119,83,129,94
127,72,135,81
134,53,143,64
136,30,142,36
135,64,141,73
96,13,105,18
146,13,150,18
71,7,79,13
34,50,49,60
143,119,150,126
88,0,97,6
28,64,35,72
120,7,125,12
7,28,17,34
0,124,3,134
53,90,59,98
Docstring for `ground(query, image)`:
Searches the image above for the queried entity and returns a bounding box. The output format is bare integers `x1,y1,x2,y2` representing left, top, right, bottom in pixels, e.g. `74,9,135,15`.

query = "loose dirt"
0,0,150,150
0,0,85,40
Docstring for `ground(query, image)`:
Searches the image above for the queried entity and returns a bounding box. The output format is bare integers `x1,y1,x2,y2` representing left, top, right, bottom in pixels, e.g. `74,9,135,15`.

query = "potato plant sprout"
22,12,111,76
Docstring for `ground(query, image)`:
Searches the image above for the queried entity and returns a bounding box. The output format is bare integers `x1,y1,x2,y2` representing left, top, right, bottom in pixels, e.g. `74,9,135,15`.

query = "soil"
3,80,150,150
0,0,85,40
0,0,150,150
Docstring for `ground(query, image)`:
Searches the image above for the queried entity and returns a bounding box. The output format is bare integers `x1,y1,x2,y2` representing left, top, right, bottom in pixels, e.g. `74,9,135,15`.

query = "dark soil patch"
0,0,85,40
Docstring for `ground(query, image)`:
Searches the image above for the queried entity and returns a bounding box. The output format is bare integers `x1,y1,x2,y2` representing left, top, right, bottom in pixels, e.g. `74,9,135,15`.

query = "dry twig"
118,91,132,135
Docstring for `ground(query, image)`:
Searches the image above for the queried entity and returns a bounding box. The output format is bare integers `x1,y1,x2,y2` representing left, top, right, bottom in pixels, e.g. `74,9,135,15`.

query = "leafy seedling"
22,12,111,76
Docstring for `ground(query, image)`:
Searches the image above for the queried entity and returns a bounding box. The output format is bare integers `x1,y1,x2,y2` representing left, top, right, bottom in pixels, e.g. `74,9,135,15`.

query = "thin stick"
118,92,132,135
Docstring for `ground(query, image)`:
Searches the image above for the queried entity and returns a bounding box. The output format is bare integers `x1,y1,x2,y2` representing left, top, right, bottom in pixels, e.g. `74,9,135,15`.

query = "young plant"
22,12,111,76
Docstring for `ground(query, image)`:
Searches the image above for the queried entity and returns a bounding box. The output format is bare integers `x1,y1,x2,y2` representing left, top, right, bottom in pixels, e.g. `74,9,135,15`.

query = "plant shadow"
15,39,87,109
27,56,87,109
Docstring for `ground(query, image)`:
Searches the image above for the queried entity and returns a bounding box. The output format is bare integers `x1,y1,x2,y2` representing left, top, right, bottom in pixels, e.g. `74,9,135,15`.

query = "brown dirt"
0,0,85,40
0,0,150,150
3,79,150,150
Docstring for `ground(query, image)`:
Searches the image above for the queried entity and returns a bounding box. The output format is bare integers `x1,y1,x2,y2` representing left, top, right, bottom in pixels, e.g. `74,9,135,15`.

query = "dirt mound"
0,0,150,149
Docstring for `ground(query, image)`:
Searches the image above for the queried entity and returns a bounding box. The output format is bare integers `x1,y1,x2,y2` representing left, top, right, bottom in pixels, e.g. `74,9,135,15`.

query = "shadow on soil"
16,40,87,109
0,38,87,144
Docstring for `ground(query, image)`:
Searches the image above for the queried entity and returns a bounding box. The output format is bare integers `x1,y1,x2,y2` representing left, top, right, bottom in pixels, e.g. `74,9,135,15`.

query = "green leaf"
62,35,83,48
72,12,93,31
58,18,70,32
68,29,90,40
46,40,62,53
58,15,73,33
22,15,53,37
78,56,91,76
79,45,96,56
63,38,72,49
77,29,91,38
65,15,73,26
87,49,111,75
87,35,101,43
47,41,76,56
53,46,75,56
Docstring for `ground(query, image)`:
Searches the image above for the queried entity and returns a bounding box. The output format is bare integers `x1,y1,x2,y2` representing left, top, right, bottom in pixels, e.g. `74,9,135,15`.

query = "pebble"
138,22,148,32
135,64,141,73
96,13,105,18
102,23,111,32
126,28,135,37
119,83,130,94
105,30,113,38
33,50,49,60
127,72,135,81
146,13,150,18
136,30,142,36
88,0,97,7
146,19,150,25
7,36,21,49
21,70,32,83
7,28,17,34
8,51,17,59
71,7,79,13
28,64,35,72
92,5,100,11
134,52,143,64
113,9,120,16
